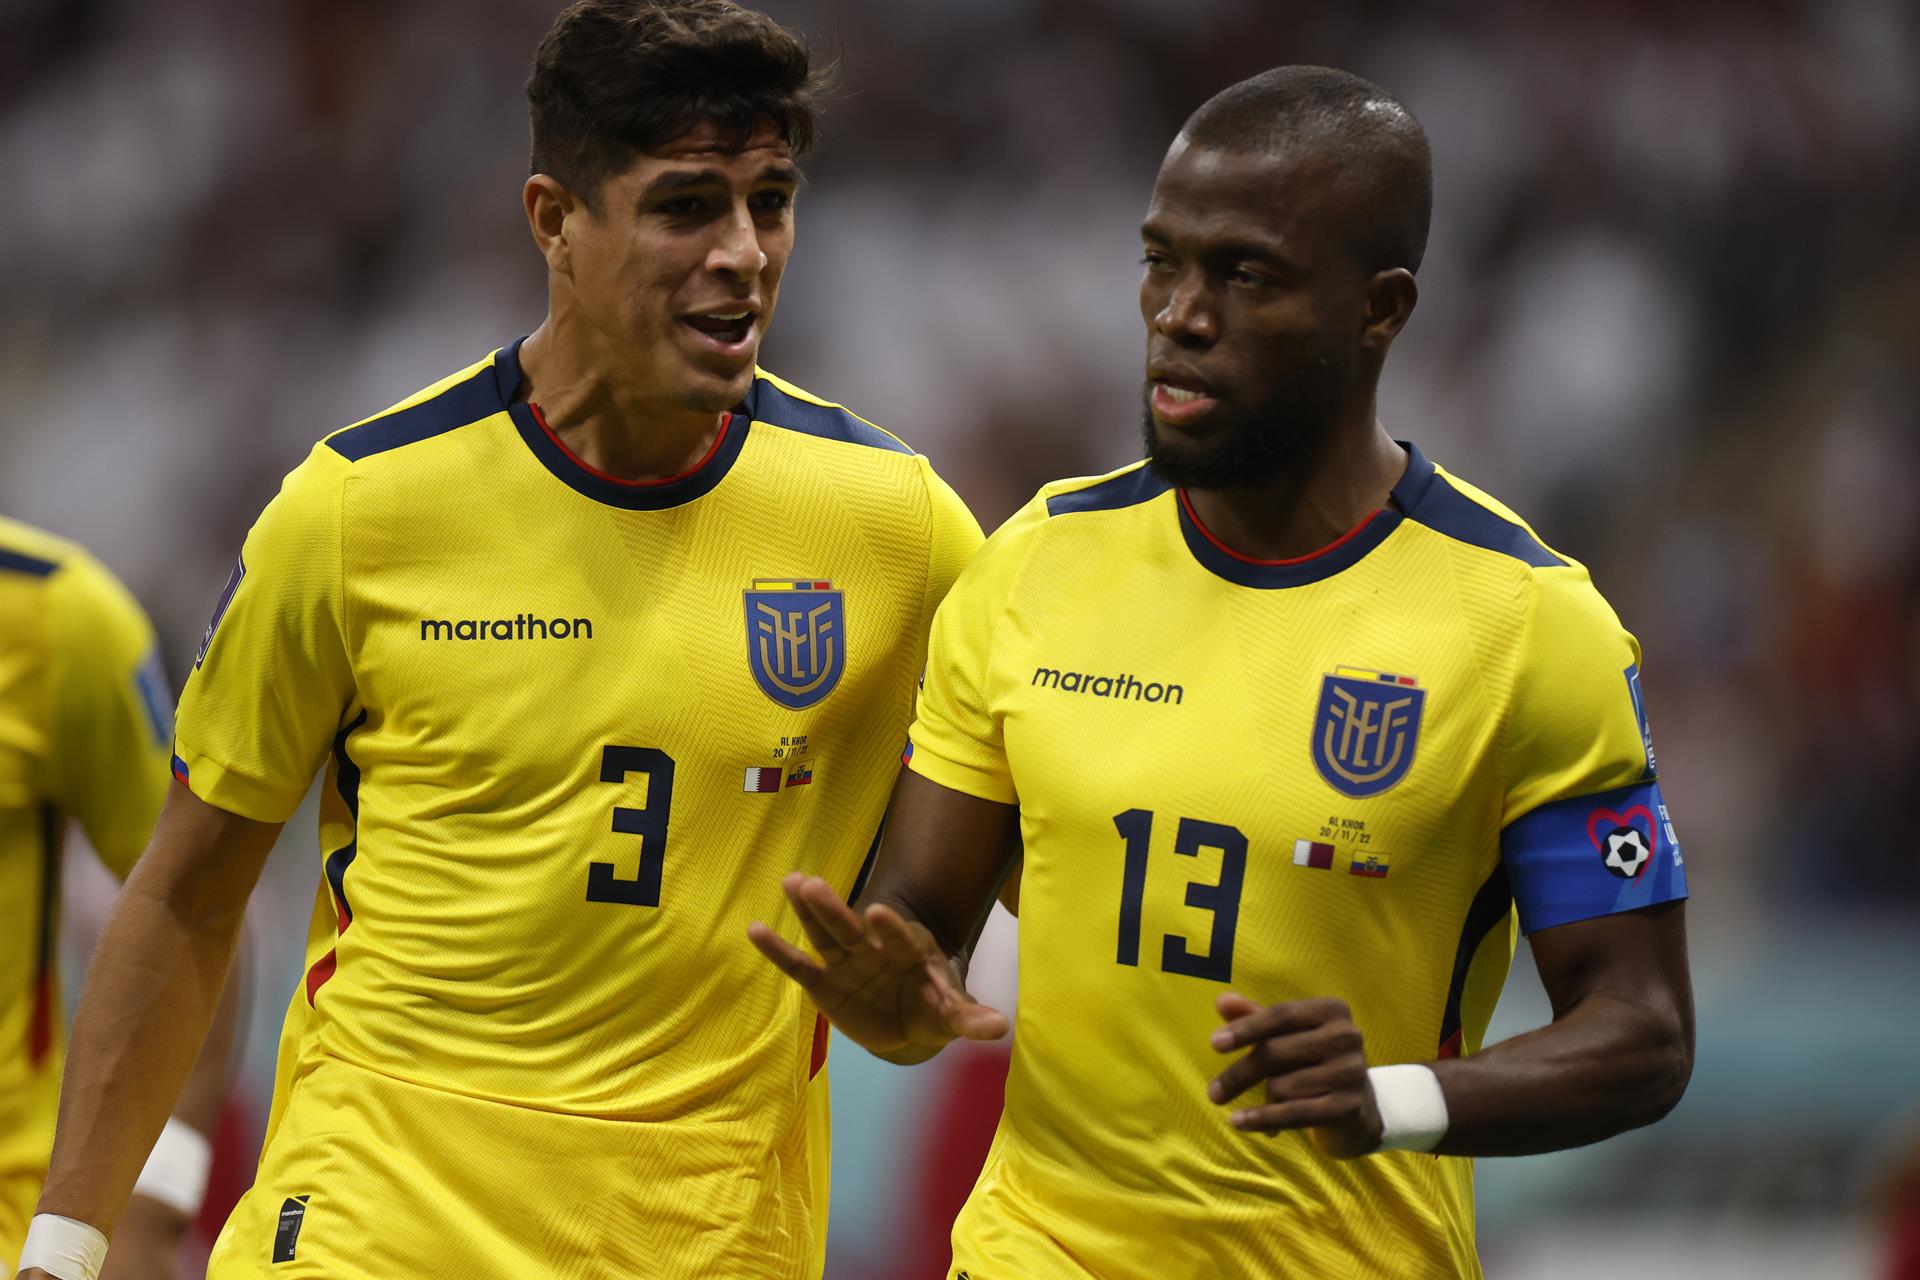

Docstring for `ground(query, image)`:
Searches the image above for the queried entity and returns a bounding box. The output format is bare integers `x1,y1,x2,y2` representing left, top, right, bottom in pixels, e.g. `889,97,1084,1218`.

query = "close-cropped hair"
527,0,832,209
1185,65,1432,275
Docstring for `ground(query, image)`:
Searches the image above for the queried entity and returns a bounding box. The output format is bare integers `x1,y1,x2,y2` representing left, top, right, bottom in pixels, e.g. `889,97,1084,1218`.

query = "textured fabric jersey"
0,517,170,1260
905,445,1688,1279
177,339,982,1278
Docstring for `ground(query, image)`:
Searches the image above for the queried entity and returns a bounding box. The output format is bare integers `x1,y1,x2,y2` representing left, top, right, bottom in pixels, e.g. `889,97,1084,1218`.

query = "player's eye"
752,190,794,214
1227,267,1271,287
1140,251,1173,272
659,197,709,217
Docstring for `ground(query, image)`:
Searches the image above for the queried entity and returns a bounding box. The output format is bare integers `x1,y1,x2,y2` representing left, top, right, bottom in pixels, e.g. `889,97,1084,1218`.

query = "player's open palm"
750,873,1009,1058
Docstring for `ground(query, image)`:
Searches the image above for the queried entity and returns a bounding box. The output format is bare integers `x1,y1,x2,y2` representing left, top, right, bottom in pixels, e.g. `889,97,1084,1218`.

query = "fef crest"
745,579,846,710
1311,667,1425,798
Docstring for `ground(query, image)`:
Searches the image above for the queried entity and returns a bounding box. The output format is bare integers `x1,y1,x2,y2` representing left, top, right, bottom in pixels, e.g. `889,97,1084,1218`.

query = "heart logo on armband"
1586,805,1658,880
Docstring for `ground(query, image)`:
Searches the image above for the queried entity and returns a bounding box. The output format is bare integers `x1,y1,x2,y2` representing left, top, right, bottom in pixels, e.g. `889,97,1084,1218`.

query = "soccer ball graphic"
1602,826,1652,879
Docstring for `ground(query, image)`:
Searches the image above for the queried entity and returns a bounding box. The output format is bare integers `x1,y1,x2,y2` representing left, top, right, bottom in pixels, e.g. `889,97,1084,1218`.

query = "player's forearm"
37,860,249,1233
1425,991,1692,1157
858,768,1019,959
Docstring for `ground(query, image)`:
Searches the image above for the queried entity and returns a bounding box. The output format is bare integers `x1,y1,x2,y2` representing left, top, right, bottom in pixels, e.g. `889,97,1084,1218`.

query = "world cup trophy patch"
1311,666,1425,798
745,579,846,710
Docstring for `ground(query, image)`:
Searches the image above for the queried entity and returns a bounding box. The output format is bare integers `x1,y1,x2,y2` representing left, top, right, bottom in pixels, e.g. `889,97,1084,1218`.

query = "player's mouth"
680,309,759,361
1148,372,1220,426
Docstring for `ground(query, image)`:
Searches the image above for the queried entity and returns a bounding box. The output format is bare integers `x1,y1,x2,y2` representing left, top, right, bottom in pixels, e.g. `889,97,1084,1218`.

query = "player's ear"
524,174,577,276
1359,268,1417,351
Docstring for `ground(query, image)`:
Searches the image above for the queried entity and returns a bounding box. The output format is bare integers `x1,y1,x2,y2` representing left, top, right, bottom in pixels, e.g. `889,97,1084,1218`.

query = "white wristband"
131,1117,213,1217
17,1213,108,1280
1368,1063,1449,1153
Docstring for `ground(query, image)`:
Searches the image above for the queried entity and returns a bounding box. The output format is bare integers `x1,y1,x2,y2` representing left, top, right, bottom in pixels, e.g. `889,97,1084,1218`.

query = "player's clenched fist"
1206,994,1385,1159
749,873,1009,1061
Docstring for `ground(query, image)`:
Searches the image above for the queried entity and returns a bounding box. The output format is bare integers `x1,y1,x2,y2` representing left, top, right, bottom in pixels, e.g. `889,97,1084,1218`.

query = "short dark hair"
527,0,831,210
1183,66,1432,275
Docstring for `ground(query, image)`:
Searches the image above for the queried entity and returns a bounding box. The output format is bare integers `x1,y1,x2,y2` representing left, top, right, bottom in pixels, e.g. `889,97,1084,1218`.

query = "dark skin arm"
1206,901,1694,1157
756,768,1692,1161
749,768,1019,1066
22,784,277,1280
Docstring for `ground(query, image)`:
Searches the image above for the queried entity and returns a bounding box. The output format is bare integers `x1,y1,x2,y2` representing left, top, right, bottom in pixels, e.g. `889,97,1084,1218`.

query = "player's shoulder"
1396,450,1574,575
958,461,1170,587
319,347,514,467
1037,459,1171,520
743,369,917,457
256,345,519,521
0,515,136,611
0,513,79,581
1398,449,1625,645
0,517,152,656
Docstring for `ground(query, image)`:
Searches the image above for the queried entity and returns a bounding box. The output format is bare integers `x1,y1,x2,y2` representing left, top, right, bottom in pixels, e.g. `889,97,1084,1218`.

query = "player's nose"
707,206,769,280
1154,277,1217,346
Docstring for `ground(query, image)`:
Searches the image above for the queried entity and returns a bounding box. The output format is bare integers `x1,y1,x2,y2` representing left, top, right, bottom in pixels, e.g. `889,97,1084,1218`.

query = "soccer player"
3,517,239,1280
752,66,1694,1278
19,3,979,1279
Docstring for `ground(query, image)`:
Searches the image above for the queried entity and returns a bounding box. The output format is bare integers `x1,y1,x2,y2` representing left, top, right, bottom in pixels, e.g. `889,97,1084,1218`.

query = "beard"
1142,351,1352,491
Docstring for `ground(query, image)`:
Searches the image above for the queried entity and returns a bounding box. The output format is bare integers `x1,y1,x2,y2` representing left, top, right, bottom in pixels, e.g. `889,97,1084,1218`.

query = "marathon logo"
1031,667,1184,705
419,614,593,641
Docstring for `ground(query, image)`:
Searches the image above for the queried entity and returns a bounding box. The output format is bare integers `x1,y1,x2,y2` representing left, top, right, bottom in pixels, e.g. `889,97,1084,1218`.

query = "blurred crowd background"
5,0,1918,1275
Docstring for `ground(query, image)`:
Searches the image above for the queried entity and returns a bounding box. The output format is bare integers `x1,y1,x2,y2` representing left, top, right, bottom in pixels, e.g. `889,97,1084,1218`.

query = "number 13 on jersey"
1113,808,1247,984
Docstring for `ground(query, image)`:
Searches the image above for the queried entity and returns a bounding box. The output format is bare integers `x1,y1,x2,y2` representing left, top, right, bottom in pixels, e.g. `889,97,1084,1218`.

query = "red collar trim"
527,402,732,489
1176,489,1383,566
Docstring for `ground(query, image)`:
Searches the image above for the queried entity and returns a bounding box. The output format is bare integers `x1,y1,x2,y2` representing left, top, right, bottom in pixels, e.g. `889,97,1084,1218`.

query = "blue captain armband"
1501,779,1689,934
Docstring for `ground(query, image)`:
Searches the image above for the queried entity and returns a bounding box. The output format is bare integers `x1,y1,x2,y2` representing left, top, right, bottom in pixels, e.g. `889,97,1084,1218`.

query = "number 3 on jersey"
1113,808,1246,983
588,745,675,906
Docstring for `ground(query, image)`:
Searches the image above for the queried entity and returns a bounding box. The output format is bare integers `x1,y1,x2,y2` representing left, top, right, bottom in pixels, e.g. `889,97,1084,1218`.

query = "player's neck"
516,320,726,483
1183,417,1408,563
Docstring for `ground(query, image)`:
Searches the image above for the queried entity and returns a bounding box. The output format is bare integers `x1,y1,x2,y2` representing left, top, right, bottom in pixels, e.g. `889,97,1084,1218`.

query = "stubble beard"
1141,352,1352,491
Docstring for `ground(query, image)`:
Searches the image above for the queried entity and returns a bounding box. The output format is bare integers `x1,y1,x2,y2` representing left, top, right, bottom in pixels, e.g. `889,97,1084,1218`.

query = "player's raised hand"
748,872,1009,1059
1206,993,1384,1159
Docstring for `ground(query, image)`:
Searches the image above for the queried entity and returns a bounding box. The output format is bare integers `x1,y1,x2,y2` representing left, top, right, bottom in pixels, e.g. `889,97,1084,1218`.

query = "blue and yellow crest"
1311,666,1425,798
745,579,846,710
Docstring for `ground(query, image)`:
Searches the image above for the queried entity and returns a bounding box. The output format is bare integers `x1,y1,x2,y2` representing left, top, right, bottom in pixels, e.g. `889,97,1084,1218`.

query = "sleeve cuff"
902,737,1017,806
170,738,308,825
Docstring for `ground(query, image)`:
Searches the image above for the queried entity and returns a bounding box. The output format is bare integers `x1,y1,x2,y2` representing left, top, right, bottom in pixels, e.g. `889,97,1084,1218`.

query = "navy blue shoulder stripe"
0,547,61,577
745,378,913,455
1045,465,1171,517
1404,470,1565,569
325,361,508,462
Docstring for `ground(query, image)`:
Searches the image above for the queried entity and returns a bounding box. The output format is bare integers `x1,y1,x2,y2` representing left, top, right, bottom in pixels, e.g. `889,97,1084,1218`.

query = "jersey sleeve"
916,457,986,634
904,494,1046,805
172,444,355,824
45,550,172,877
1499,565,1687,934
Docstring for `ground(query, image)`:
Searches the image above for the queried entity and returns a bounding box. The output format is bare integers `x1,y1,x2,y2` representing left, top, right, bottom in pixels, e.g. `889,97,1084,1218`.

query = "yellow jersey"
0,517,171,1260
905,445,1688,1279
176,340,981,1278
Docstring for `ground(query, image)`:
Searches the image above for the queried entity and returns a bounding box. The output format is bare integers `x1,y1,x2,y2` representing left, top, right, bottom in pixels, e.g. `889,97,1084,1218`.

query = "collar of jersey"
1174,441,1437,589
494,336,751,511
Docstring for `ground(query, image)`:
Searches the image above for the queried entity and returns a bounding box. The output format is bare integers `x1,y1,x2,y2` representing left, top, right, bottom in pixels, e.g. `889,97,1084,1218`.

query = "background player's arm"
38,548,252,1274
28,784,277,1255
750,768,1018,1066
1207,902,1693,1157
